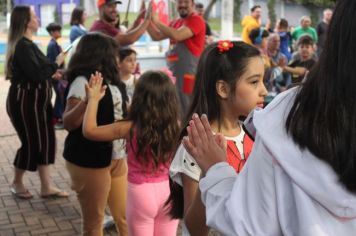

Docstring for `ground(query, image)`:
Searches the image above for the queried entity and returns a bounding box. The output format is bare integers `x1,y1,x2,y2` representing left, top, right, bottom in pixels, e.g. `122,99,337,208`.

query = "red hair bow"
217,40,234,54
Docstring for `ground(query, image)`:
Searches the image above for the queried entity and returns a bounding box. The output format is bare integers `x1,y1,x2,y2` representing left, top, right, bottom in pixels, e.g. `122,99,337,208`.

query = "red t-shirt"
90,20,119,38
169,13,206,57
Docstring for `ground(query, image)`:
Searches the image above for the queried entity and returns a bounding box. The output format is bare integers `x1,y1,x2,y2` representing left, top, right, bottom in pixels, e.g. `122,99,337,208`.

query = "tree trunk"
267,0,276,28
203,0,218,20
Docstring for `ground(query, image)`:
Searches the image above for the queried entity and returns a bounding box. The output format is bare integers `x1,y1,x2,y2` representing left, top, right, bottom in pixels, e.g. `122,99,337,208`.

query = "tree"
234,0,243,22
267,0,276,27
203,0,218,20
289,0,336,26
289,0,335,7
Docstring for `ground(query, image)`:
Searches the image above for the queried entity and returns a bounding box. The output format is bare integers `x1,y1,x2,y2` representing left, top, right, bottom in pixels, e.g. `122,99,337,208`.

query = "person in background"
147,0,206,115
275,18,292,61
69,7,87,43
249,27,270,69
241,5,262,45
283,35,316,86
46,22,66,129
90,0,152,46
195,2,214,45
6,5,68,199
119,48,138,102
291,16,318,45
316,8,333,56
266,33,289,94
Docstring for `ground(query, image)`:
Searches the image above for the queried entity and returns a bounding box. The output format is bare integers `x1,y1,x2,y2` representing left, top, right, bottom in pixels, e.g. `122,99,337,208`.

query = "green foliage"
233,0,243,22
288,0,336,7
267,0,277,27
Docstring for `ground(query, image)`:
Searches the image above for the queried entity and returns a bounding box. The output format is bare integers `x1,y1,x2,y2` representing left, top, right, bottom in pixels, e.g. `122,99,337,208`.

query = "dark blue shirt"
46,38,61,63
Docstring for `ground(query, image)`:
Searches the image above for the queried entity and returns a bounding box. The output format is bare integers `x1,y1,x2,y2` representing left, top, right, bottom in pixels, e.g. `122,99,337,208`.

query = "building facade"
14,0,80,26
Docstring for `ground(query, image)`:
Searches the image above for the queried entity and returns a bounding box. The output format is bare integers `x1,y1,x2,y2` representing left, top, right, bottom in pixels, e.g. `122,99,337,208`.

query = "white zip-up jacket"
199,88,356,236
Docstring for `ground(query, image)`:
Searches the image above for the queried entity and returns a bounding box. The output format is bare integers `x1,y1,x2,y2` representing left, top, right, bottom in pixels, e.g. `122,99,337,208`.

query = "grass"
0,62,3,75
208,18,242,37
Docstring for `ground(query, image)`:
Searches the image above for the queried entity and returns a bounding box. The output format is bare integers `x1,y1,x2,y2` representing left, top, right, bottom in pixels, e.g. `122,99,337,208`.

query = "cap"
97,0,122,8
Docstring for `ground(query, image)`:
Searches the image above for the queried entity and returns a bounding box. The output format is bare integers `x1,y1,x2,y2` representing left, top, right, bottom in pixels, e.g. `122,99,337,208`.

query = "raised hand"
144,1,153,21
85,71,107,102
182,114,227,174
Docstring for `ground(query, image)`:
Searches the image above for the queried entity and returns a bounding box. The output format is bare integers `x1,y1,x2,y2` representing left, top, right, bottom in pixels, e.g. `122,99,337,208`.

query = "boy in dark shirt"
46,23,66,129
283,35,316,84
46,23,63,64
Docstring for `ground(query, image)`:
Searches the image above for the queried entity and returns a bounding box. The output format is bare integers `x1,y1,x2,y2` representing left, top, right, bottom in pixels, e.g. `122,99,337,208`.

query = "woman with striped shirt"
5,5,68,199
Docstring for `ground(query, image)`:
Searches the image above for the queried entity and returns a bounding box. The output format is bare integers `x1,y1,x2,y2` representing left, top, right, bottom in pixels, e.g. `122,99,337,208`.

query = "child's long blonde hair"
5,5,31,80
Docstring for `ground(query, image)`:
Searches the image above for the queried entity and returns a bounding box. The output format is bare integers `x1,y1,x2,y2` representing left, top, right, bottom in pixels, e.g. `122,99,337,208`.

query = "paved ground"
0,78,118,235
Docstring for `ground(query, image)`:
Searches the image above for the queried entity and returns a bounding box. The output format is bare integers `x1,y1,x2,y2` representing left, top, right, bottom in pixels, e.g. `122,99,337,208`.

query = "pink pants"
126,180,179,236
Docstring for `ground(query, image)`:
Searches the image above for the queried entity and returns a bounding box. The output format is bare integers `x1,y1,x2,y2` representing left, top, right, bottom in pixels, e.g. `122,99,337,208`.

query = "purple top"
127,130,170,184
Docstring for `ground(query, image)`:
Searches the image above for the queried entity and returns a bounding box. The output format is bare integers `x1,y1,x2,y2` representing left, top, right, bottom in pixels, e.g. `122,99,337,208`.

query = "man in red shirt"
91,0,151,46
147,0,206,114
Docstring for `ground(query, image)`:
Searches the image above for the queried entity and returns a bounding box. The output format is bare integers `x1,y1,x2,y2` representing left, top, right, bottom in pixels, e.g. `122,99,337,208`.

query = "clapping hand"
182,114,227,174
85,71,107,102
144,1,153,21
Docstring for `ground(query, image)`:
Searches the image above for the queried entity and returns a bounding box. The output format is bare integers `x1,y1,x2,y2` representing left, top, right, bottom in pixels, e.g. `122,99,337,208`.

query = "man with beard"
147,0,206,114
91,0,151,46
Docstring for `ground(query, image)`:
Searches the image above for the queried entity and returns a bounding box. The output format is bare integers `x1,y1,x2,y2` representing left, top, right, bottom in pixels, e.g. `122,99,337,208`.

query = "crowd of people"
241,5,332,102
4,0,356,235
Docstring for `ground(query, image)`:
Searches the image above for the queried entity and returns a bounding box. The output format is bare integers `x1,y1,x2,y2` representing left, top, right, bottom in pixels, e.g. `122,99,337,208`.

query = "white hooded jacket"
199,88,356,236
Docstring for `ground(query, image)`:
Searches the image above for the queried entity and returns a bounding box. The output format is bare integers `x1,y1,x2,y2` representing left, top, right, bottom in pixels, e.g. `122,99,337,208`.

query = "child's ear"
216,80,230,99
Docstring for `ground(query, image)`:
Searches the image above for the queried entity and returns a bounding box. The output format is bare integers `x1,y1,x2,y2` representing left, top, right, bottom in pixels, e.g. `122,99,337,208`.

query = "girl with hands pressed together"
167,41,267,236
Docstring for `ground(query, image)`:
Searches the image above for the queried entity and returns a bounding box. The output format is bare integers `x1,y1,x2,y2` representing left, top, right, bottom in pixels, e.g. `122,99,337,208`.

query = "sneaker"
103,214,115,229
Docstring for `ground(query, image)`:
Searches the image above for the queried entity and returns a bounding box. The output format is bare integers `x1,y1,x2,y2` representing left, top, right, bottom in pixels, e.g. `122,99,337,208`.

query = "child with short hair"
83,71,180,236
275,18,292,61
283,35,317,85
167,41,267,235
46,22,66,129
119,48,138,101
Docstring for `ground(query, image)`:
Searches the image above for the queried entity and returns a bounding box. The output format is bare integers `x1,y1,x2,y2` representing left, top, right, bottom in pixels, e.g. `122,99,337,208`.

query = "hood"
244,88,356,220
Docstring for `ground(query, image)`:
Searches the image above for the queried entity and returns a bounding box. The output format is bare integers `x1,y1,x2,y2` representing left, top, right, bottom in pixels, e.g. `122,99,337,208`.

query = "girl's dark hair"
66,33,128,117
167,41,261,218
297,35,314,46
249,27,269,45
279,18,289,29
119,48,137,62
286,0,356,193
70,7,85,26
128,71,180,169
